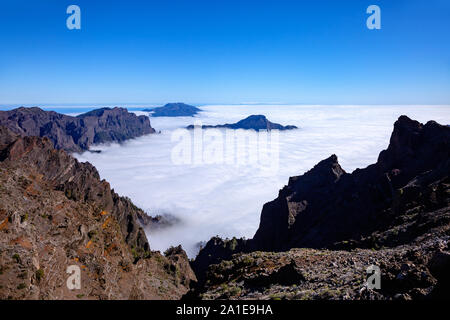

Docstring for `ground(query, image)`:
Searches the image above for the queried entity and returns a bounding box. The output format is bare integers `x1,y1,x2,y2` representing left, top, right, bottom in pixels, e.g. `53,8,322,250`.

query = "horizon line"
1,103,450,109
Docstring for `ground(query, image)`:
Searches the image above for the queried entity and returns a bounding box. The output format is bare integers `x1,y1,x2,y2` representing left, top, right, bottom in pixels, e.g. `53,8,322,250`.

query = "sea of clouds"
75,105,450,257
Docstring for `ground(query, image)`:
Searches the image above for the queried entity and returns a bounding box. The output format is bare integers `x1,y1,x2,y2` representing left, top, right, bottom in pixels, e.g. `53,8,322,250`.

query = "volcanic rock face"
186,115,297,130
143,103,202,117
0,127,195,299
190,116,450,299
252,116,449,251
189,237,249,285
0,107,155,153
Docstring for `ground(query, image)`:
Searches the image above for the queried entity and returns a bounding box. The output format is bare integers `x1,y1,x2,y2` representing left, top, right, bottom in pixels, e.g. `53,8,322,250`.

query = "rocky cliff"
190,116,450,299
0,107,155,153
0,127,195,299
252,115,449,251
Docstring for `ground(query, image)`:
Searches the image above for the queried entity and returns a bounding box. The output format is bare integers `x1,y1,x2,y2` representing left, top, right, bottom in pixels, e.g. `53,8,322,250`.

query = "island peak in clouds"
186,114,297,130
144,102,202,117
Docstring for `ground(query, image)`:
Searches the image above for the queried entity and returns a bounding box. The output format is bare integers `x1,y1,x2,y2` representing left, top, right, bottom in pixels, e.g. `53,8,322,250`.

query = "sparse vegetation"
12,253,21,263
17,283,26,290
20,213,28,222
36,269,44,282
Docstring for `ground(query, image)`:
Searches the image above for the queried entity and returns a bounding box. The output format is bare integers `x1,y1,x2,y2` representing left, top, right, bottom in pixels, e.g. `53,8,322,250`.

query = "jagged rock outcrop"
190,237,249,286
0,127,195,299
0,107,155,153
143,103,202,117
252,115,449,251
186,115,297,131
189,116,450,299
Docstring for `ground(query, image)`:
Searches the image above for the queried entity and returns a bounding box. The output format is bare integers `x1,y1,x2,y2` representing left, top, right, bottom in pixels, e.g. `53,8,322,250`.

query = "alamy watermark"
66,265,81,290
171,121,280,174
65,5,380,31
66,5,81,30
366,5,381,30
365,264,381,290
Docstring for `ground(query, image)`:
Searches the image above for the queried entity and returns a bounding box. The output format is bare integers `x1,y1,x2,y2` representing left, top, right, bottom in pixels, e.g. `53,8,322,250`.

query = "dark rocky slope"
189,238,450,300
252,115,449,251
189,116,450,299
0,127,195,299
0,107,155,153
186,115,297,131
143,103,202,117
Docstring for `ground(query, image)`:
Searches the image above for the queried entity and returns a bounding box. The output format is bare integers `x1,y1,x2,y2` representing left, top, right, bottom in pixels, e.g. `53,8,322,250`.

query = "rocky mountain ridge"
0,126,195,299
252,115,449,251
0,107,155,153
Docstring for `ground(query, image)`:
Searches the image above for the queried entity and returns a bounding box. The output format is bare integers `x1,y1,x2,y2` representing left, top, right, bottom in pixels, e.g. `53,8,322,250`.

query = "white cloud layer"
75,105,450,257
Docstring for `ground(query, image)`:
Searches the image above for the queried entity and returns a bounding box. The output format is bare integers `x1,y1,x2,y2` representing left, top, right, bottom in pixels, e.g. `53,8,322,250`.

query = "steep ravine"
0,126,195,299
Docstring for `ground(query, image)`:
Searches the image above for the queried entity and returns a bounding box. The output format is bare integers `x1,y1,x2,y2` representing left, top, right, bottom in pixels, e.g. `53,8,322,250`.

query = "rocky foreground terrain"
0,127,194,299
188,116,450,300
0,107,155,153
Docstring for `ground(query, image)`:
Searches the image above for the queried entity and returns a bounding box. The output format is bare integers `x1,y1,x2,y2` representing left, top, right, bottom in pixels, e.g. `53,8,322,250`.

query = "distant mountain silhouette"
0,107,155,153
186,115,297,130
143,103,202,117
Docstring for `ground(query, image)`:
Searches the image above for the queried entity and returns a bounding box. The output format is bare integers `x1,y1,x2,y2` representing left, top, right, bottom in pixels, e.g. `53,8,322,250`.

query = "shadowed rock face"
252,116,449,251
191,116,450,296
143,103,202,117
186,115,298,130
0,107,155,153
0,127,195,299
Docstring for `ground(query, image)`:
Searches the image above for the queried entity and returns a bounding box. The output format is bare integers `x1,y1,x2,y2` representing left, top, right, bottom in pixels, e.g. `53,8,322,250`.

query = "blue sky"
0,0,449,105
